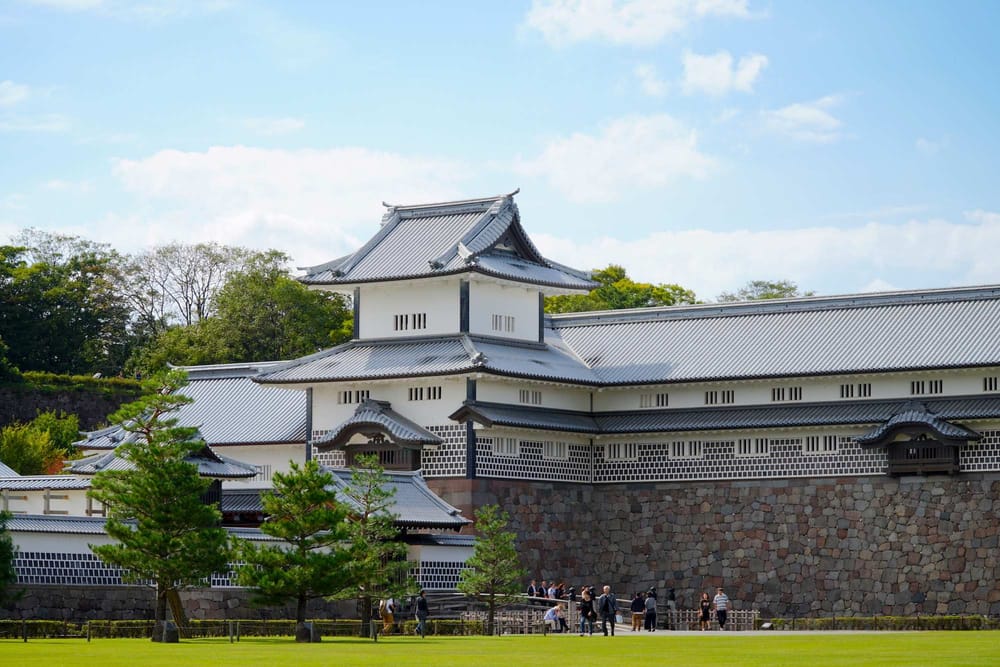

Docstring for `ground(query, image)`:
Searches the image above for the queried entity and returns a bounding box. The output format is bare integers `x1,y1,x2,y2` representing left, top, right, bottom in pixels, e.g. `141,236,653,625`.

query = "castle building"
252,191,1000,617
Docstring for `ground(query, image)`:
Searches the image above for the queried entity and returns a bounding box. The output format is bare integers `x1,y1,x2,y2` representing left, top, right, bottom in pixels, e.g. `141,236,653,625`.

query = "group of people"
530,579,734,634
378,590,430,637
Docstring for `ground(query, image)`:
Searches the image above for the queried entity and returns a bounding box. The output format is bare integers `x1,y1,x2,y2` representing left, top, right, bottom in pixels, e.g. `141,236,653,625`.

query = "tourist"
578,589,596,636
713,587,731,631
415,590,429,638
699,592,712,631
597,585,618,636
630,592,644,631
644,591,657,631
379,596,395,634
543,602,563,633
547,581,558,599
526,579,538,599
666,588,676,630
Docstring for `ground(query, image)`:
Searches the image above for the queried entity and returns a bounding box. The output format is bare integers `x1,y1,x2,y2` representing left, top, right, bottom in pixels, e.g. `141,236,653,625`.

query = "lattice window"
607,442,638,461
805,435,838,454
338,389,370,404
542,441,568,460
736,438,769,457
491,314,516,332
928,379,943,394
840,383,854,399
705,391,718,405
494,437,519,457
656,392,669,407
771,387,785,402
518,389,542,405
254,464,272,482
721,390,735,404
857,383,872,397
910,380,943,395
670,440,703,459
984,376,999,393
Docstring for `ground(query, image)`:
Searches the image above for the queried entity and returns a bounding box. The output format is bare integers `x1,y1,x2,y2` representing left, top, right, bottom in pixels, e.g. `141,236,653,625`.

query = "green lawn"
1,632,998,667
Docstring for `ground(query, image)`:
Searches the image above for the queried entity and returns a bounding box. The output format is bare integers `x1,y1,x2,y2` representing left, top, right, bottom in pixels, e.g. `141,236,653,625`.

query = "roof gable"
298,192,594,289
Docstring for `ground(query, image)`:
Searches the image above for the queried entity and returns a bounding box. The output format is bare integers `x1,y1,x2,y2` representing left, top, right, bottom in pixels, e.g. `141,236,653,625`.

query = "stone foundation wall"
1,586,354,622
430,473,1000,618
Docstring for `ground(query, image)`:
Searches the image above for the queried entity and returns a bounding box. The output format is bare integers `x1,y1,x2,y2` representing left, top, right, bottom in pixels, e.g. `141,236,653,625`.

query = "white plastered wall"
468,280,539,342
359,280,459,338
1,487,92,516
311,378,466,433
475,378,590,411
216,443,306,489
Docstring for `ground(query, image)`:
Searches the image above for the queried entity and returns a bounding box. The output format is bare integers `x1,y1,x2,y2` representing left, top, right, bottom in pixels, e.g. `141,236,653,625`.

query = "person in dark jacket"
577,589,596,636
415,590,429,638
598,585,618,636
644,591,657,631
630,593,644,631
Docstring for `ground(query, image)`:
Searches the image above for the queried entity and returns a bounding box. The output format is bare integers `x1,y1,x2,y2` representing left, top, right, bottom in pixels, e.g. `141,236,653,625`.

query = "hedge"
757,615,1000,631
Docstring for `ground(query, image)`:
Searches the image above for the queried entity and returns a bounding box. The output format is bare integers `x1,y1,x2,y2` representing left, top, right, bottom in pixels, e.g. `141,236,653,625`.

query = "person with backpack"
598,585,618,636
379,597,395,634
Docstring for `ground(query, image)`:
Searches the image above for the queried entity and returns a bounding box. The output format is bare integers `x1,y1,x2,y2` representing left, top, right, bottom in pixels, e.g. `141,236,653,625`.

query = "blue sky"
3,0,1000,300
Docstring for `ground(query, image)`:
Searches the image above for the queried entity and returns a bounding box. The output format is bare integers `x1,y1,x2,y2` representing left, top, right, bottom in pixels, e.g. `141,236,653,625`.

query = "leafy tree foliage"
0,240,131,375
29,409,81,456
88,371,229,640
0,335,20,382
0,511,18,604
236,461,353,626
545,264,697,313
457,504,526,635
717,279,814,303
0,423,62,474
128,252,351,373
338,454,415,638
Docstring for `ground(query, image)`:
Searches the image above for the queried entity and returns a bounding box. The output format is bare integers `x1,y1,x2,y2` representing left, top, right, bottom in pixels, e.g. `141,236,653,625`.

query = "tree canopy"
457,504,526,635
236,460,353,628
0,410,79,475
717,279,814,303
88,370,230,640
0,511,17,605
545,264,697,313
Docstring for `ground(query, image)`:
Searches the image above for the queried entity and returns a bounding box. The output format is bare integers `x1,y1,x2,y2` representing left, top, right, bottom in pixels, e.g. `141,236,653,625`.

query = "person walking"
713,587,731,631
644,591,657,631
415,590,429,638
666,588,676,630
598,585,618,637
699,592,712,631
578,589,596,636
630,592,644,631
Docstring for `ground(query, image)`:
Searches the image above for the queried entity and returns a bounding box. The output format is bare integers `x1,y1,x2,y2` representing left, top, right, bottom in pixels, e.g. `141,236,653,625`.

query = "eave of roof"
314,399,444,450
449,395,1000,437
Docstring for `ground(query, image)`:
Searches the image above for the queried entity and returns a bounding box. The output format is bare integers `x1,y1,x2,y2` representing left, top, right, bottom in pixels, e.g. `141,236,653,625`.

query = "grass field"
1,632,998,667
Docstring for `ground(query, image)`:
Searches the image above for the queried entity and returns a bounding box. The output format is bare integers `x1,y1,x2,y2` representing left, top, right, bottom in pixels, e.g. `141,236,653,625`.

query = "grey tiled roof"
450,402,600,434
855,401,982,446
0,475,91,490
4,514,280,541
314,399,443,450
451,396,999,436
298,193,594,290
325,468,469,529
0,460,18,477
256,334,599,385
69,443,258,479
77,362,306,450
221,489,266,513
551,285,1000,385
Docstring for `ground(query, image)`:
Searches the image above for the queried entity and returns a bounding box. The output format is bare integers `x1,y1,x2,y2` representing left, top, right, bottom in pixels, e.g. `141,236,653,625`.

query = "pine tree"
88,370,229,642
457,504,526,635
338,454,416,638
0,511,19,604
236,460,353,635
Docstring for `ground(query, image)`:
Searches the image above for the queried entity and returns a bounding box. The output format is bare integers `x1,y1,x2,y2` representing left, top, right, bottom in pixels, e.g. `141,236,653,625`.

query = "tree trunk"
360,596,373,639
487,593,495,636
296,593,306,625
151,587,169,642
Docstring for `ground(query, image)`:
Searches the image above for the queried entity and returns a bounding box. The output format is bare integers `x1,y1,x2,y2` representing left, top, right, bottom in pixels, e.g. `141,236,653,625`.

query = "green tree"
545,264,697,313
338,454,415,638
0,335,21,383
88,370,229,641
236,460,353,633
0,423,62,475
30,410,81,458
717,279,814,302
0,511,18,604
0,237,132,375
457,504,526,636
128,252,352,373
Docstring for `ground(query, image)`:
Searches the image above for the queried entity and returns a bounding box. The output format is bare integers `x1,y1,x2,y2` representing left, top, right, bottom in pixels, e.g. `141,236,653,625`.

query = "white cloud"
0,80,30,107
761,95,843,143
682,50,767,96
43,179,94,193
916,136,949,156
108,145,470,266
524,0,751,47
532,213,1000,299
241,117,306,136
516,114,715,203
634,63,668,97
0,113,70,132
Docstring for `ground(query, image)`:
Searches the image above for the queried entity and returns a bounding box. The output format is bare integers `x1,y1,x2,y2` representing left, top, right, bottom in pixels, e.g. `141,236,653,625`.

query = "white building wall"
312,378,466,433
468,280,539,342
476,378,590,411
216,443,306,489
359,280,459,338
1,487,93,516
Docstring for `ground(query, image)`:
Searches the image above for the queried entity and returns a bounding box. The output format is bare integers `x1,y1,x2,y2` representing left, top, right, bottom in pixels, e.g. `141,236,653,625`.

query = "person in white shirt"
712,588,731,630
